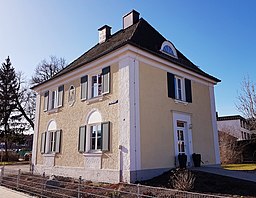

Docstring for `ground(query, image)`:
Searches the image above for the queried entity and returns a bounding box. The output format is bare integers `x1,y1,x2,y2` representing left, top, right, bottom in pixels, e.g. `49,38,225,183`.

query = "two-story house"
32,10,220,183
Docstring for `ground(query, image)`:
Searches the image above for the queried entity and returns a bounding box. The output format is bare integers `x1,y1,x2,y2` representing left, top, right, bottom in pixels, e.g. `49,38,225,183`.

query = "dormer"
98,25,112,44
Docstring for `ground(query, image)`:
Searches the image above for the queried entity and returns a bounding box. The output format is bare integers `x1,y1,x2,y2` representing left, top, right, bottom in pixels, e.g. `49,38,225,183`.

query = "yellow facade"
139,62,216,169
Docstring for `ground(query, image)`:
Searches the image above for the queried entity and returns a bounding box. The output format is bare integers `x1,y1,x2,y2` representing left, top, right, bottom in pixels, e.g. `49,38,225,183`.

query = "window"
41,130,62,154
91,74,102,98
78,122,110,153
160,41,178,58
51,90,58,109
50,85,64,109
68,85,76,106
80,66,110,100
167,72,192,103
90,124,102,150
78,111,110,153
175,77,183,101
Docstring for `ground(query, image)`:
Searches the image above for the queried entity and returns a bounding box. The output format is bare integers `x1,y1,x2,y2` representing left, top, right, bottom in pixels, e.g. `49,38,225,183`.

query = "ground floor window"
90,124,102,150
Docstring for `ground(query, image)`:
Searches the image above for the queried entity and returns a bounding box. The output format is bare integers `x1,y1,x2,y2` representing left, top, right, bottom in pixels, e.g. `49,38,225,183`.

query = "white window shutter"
55,130,62,153
58,85,64,107
78,126,86,152
101,122,110,151
40,132,46,153
81,76,88,100
102,66,110,94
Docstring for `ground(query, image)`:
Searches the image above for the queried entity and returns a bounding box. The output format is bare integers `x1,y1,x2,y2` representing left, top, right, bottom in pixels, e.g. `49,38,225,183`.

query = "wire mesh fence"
0,166,229,198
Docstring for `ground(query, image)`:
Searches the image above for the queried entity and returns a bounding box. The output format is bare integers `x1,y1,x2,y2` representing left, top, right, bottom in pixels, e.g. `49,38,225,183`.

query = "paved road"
0,164,30,172
0,186,34,198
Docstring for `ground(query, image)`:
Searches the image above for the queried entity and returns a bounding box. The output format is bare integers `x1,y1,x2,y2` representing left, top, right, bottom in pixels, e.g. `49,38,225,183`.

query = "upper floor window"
167,72,192,103
44,85,64,111
80,66,110,100
160,41,178,58
175,76,184,101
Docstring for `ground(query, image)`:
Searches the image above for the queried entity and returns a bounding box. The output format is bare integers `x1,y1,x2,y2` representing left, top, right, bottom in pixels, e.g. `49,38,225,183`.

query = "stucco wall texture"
36,63,120,170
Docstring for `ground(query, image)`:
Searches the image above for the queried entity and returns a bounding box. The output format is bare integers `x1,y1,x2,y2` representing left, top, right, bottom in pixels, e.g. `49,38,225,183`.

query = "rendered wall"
139,62,217,170
36,62,120,173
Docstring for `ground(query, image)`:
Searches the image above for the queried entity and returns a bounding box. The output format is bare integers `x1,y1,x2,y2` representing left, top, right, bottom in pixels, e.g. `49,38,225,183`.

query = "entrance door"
173,112,193,167
176,121,189,156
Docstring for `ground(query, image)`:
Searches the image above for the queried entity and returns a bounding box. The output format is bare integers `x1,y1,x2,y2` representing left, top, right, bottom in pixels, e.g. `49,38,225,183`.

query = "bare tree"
31,56,66,85
237,76,256,129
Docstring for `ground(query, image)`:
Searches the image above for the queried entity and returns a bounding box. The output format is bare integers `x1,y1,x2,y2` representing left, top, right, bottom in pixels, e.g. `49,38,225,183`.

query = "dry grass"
222,164,256,171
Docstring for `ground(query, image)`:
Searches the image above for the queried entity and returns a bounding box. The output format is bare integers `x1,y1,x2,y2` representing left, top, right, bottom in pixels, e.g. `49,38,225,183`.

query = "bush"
0,151,19,162
170,169,195,191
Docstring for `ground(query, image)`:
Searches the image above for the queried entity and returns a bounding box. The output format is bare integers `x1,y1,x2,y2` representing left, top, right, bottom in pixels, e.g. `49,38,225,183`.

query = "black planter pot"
192,153,201,167
178,154,187,169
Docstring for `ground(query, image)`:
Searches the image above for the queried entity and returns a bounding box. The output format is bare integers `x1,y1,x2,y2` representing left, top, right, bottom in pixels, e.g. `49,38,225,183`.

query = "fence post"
41,172,45,198
17,169,21,190
137,183,140,198
78,176,82,198
0,166,4,185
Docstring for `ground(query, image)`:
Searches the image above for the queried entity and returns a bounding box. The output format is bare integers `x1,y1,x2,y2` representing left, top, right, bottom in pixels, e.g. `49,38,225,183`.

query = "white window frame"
175,76,185,101
51,90,58,110
89,123,102,151
160,41,178,58
90,73,102,98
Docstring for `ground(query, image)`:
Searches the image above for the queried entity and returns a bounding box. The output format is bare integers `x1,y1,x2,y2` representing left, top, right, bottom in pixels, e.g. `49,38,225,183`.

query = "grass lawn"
222,163,256,171
0,162,15,165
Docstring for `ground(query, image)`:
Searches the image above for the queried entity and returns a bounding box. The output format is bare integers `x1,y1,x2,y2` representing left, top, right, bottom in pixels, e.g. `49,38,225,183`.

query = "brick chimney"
98,25,111,44
123,10,140,29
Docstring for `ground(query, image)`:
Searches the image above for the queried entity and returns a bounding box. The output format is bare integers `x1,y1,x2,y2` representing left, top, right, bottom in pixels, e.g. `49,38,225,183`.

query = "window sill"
174,99,188,105
86,95,104,104
42,153,56,157
83,151,102,157
46,107,60,114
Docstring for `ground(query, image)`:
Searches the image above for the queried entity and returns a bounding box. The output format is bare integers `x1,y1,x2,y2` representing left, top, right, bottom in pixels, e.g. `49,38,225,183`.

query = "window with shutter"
44,91,49,111
79,122,110,153
78,126,86,152
57,85,64,107
167,72,192,103
81,75,88,100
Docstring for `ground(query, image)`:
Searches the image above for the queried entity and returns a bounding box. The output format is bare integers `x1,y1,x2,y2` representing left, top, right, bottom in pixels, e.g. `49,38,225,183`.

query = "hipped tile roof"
33,18,220,89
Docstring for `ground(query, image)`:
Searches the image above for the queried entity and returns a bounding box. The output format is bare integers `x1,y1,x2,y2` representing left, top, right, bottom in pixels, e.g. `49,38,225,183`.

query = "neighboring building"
217,115,253,140
32,10,220,183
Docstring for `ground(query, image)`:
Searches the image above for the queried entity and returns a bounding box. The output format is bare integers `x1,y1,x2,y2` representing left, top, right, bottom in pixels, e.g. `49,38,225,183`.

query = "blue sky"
1,0,256,116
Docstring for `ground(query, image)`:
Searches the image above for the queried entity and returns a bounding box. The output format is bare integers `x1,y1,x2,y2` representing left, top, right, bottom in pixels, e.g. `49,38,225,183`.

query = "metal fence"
0,167,229,198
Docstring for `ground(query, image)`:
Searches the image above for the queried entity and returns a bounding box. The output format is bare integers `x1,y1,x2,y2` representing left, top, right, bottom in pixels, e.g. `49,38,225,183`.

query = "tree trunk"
16,96,34,130
4,139,8,162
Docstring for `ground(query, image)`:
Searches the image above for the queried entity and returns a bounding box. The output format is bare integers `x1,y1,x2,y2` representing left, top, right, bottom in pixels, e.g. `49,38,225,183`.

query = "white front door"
173,112,193,166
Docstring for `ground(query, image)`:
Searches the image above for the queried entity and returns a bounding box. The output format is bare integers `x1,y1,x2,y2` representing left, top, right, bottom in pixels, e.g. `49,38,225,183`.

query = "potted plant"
178,153,187,169
192,153,201,167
